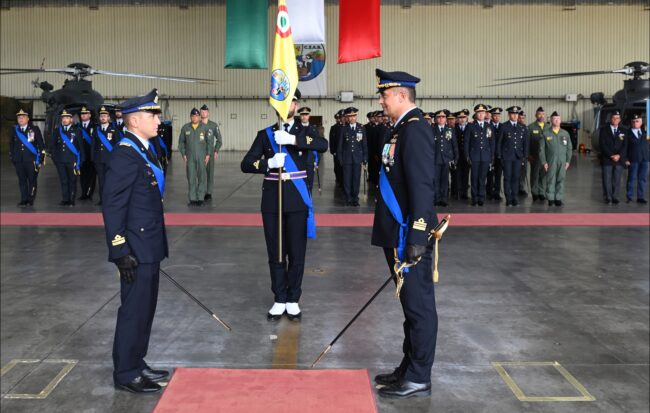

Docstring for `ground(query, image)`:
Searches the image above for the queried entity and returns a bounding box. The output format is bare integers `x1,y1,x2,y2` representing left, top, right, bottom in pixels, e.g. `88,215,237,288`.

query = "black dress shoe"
512,199,519,206
539,195,546,201
141,367,170,382
287,312,302,321
532,195,539,201
638,199,648,204
519,190,528,197
555,200,563,206
353,201,360,207
60,201,68,206
627,198,633,203
204,194,212,201
439,201,448,207
78,195,87,200
374,368,404,386
27,200,34,206
115,375,161,393
461,195,469,200
471,201,478,206
378,380,431,399
267,312,284,321
477,201,484,206
548,200,554,206
17,201,28,207
494,195,502,201
605,198,612,204
505,201,511,206
612,198,620,204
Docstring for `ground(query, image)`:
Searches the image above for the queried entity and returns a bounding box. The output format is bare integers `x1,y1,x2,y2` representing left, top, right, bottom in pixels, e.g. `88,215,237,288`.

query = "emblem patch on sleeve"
112,235,126,246
306,136,313,145
412,218,427,231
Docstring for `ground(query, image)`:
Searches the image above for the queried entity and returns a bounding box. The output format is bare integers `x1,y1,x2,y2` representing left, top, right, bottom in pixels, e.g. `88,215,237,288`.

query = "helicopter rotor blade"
493,70,615,81
481,71,621,88
89,69,217,84
0,68,76,75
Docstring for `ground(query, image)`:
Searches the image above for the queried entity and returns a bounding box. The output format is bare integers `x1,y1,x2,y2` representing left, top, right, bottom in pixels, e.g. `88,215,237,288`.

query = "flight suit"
539,127,572,201
432,125,458,204
241,123,328,304
528,122,547,198
178,122,213,203
10,124,45,205
51,125,85,204
204,119,223,198
464,122,495,203
92,123,120,203
337,122,368,204
497,121,529,204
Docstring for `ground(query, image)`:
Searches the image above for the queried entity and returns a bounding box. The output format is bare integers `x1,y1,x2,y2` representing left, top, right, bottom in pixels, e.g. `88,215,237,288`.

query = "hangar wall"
1,3,648,149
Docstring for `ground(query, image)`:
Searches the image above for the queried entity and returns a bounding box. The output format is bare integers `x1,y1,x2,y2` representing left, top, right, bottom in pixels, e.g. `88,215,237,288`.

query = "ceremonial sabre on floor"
160,268,232,331
311,215,451,368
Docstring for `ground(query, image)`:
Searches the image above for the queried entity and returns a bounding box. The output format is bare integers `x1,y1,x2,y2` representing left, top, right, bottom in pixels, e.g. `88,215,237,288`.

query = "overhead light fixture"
562,0,576,10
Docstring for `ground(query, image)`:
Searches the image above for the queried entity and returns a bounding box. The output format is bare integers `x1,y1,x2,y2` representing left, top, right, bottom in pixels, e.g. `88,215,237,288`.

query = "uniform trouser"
450,158,470,198
80,160,96,198
502,159,523,202
206,154,215,195
14,160,38,202
486,161,503,197
530,159,546,196
368,157,380,185
545,161,567,201
263,211,308,303
96,162,107,202
519,161,529,192
334,155,343,186
470,161,490,201
383,246,438,384
186,157,207,201
113,262,160,385
627,161,649,200
55,162,78,202
434,163,450,203
343,162,362,203
601,164,623,200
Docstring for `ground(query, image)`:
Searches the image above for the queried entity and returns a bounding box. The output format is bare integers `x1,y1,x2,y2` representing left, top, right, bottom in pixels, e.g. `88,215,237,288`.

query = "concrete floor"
1,151,648,413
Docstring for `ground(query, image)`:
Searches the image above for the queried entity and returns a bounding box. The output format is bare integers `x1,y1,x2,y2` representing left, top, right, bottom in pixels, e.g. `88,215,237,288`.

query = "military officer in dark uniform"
486,107,503,201
464,104,495,206
78,106,97,201
432,109,458,207
241,89,327,321
92,106,120,206
372,69,438,399
599,110,628,204
297,106,324,192
112,108,126,139
497,106,529,206
51,110,84,206
337,107,368,206
446,111,457,129
102,89,169,393
151,121,171,176
451,109,471,200
329,110,345,188
10,109,45,207
365,111,380,187
625,114,648,203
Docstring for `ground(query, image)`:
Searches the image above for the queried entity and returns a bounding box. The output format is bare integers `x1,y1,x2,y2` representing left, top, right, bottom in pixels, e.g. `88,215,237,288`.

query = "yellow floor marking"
271,319,302,369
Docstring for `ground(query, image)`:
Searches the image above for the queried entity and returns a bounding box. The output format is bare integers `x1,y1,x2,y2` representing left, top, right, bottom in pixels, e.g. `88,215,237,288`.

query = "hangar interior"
1,1,649,413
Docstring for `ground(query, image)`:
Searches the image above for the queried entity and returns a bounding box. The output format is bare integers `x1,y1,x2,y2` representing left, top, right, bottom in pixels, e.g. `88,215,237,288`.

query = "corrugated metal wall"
2,3,648,149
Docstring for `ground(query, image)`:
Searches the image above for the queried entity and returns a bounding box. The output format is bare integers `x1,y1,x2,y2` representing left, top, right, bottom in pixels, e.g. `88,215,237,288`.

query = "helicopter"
483,61,649,152
0,62,214,138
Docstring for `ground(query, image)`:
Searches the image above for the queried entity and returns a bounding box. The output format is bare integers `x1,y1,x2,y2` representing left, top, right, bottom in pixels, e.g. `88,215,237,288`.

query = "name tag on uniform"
185,131,190,135
546,136,552,141
533,130,539,134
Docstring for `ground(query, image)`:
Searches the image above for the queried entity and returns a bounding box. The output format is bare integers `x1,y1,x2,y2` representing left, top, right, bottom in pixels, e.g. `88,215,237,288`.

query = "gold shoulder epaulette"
119,141,131,146
408,117,419,123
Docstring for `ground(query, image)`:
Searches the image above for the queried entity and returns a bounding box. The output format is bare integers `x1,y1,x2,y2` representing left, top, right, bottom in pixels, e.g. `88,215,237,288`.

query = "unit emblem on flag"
270,69,292,101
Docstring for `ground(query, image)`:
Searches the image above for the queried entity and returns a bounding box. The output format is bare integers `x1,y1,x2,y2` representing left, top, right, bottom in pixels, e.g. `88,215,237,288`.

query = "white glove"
267,153,286,169
274,130,297,146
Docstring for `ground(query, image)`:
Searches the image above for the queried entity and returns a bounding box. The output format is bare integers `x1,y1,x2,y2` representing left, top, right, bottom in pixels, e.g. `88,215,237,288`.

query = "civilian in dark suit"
599,111,628,204
102,89,169,393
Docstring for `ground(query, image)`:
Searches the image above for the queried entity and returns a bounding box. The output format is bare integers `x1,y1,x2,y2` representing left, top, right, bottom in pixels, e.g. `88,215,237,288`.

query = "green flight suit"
203,119,222,197
528,121,547,196
178,122,213,202
538,127,572,201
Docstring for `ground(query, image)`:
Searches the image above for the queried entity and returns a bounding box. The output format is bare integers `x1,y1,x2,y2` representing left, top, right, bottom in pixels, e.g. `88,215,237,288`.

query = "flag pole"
277,117,283,263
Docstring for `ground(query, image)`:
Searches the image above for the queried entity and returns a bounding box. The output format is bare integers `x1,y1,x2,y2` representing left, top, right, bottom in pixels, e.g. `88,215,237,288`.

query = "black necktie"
613,128,617,135
283,123,290,132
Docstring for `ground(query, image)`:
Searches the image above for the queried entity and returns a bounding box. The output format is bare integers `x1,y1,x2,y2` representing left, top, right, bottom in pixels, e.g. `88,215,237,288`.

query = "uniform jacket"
372,108,438,248
337,122,368,164
102,131,168,264
538,127,572,165
241,122,328,213
178,123,213,159
599,125,628,165
497,121,529,161
464,121,495,162
10,124,45,163
50,125,85,164
626,128,649,163
454,123,469,160
432,125,458,164
329,123,342,155
92,123,120,164
77,121,95,160
527,122,547,160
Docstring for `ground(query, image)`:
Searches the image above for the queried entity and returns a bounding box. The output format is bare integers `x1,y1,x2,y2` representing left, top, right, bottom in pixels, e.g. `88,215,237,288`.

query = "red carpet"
152,368,377,413
1,212,648,227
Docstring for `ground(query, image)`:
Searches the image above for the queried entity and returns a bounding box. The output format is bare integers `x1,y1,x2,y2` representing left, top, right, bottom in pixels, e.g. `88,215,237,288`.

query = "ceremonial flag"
269,0,299,121
225,0,268,69
338,0,381,63
286,0,325,44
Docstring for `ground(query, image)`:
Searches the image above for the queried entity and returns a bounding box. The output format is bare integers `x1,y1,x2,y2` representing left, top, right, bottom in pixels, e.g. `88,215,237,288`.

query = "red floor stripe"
1,212,648,227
